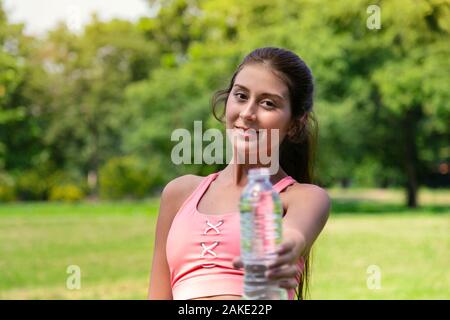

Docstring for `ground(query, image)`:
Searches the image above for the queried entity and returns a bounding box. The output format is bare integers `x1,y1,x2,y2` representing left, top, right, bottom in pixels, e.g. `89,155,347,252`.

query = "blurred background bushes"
0,0,448,207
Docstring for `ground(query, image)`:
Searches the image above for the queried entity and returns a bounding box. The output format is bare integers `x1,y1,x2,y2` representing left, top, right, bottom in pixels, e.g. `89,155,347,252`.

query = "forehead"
234,64,289,99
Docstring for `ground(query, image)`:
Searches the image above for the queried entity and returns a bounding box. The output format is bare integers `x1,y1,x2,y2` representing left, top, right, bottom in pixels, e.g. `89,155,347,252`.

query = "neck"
220,153,286,187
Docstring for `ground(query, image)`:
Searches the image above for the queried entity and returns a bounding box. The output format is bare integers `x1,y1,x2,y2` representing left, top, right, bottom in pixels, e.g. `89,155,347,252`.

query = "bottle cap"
248,167,270,177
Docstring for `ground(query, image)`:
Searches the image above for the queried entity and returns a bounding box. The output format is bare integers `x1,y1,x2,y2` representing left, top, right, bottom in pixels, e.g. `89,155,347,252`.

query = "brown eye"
262,100,276,108
234,92,247,101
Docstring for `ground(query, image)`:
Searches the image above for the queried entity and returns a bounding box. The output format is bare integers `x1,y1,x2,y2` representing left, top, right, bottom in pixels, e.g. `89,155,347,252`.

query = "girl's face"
225,64,292,157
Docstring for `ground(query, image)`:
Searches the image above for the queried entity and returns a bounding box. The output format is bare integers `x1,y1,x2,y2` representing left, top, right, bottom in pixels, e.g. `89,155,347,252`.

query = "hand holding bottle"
233,237,301,290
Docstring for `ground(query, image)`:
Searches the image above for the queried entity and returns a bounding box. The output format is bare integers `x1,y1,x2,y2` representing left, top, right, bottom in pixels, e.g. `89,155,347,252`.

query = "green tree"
0,1,48,173
142,0,450,207
2,0,448,205
34,16,160,193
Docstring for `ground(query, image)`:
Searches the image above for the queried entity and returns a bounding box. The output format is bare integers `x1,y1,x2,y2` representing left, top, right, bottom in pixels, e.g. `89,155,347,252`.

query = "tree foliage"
0,0,448,206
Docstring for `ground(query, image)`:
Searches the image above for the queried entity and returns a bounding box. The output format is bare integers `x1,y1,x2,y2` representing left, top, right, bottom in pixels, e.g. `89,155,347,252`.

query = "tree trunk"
341,178,351,188
406,176,418,208
402,108,421,208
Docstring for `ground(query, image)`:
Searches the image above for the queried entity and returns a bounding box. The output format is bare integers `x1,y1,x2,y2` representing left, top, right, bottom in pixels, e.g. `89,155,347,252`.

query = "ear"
299,112,308,124
286,113,309,143
288,113,308,132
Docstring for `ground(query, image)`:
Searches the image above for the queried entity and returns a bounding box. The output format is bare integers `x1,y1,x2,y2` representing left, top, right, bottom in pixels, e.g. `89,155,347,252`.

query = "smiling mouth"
234,128,259,139
234,126,259,135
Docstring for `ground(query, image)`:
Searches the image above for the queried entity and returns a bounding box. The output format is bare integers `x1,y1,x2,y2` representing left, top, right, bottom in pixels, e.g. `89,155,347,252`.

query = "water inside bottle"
243,263,287,300
240,178,286,300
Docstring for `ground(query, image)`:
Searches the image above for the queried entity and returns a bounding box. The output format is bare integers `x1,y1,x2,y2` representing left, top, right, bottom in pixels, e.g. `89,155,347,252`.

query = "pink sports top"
166,171,305,300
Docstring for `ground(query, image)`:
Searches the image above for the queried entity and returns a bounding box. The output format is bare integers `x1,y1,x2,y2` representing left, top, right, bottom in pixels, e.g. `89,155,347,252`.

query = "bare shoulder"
285,183,331,213
161,174,205,210
154,174,205,242
287,182,330,199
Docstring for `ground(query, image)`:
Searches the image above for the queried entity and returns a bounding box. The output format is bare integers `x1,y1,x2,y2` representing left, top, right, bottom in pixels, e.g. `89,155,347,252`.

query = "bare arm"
252,184,331,289
232,184,330,273
147,175,201,299
282,184,331,259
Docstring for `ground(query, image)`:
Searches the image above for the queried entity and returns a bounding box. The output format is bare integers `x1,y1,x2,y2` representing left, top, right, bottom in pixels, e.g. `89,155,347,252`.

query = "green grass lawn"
0,189,449,299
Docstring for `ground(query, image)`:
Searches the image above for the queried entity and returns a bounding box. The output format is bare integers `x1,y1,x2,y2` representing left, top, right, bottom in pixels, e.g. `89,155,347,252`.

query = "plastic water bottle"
239,167,287,300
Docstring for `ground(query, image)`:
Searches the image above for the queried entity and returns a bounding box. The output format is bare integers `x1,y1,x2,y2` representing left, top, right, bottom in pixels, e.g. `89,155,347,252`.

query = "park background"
0,0,449,299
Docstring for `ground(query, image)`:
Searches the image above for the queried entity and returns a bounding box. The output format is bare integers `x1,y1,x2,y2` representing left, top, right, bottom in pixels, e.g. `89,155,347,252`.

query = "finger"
279,278,298,290
266,265,298,280
275,240,296,255
268,251,296,269
232,256,243,269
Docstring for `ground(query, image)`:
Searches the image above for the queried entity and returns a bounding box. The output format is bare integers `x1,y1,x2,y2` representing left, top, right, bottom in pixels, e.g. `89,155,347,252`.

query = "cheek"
225,99,239,123
260,112,290,130
276,109,292,137
261,114,291,141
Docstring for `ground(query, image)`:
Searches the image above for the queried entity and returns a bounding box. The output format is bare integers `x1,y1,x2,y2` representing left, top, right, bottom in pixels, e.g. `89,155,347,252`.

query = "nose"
239,101,257,122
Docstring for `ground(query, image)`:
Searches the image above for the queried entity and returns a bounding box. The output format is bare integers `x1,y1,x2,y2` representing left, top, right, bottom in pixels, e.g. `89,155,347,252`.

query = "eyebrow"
233,84,286,102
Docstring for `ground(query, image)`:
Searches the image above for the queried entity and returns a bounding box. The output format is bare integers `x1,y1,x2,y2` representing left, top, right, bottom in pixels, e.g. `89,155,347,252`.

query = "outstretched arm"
267,184,330,289
233,184,330,290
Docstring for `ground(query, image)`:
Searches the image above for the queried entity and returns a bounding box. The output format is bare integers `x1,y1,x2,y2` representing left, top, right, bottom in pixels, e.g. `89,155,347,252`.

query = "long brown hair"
211,47,317,300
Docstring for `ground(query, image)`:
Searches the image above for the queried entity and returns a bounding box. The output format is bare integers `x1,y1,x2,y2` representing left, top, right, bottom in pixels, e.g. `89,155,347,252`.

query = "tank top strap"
178,172,295,212
180,172,220,211
273,176,297,194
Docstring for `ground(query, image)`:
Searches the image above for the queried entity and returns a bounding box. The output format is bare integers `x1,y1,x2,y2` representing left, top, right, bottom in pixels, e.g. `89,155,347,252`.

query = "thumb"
232,256,244,269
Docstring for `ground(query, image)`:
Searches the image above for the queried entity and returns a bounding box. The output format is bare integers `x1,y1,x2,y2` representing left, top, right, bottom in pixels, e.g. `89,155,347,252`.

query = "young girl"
148,47,330,300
